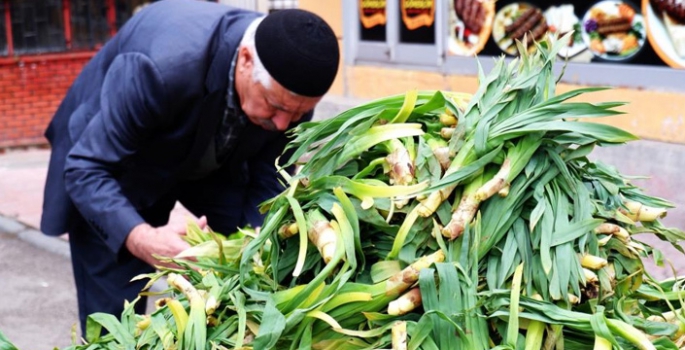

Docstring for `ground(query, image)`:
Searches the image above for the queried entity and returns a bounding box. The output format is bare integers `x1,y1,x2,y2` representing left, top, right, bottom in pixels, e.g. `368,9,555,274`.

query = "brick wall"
0,53,94,148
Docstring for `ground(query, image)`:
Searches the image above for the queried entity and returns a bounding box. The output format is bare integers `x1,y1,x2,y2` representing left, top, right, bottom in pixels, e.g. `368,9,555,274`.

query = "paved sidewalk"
0,148,49,231
0,228,77,350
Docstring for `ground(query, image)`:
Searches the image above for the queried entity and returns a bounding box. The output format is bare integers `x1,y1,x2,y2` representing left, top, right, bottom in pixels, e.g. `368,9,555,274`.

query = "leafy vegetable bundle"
3,36,685,350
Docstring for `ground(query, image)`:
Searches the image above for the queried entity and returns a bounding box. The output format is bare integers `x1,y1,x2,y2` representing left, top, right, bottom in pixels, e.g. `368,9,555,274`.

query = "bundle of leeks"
2,34,685,350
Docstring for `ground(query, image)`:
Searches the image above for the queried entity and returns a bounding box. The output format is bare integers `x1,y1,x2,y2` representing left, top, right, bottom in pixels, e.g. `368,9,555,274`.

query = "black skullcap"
255,9,339,97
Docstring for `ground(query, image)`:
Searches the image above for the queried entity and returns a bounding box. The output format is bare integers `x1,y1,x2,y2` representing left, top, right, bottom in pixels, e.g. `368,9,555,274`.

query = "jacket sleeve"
243,111,314,228
64,53,168,256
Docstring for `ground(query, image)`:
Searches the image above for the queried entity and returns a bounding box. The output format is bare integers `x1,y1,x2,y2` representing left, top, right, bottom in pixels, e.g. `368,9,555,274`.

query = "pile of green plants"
3,35,685,350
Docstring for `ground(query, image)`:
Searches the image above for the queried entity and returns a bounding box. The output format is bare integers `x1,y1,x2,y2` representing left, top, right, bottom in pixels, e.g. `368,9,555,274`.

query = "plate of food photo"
544,4,588,58
492,2,549,55
643,0,685,68
448,0,496,56
581,0,646,61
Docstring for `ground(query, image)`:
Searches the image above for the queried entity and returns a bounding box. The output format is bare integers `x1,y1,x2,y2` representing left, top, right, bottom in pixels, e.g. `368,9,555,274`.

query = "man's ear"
237,46,254,72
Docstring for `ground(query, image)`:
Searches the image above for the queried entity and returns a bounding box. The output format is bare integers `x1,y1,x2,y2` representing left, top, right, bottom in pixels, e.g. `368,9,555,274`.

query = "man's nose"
272,111,292,131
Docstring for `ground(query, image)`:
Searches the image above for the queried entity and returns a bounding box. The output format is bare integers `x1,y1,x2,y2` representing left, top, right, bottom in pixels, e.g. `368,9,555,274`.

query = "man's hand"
125,216,207,268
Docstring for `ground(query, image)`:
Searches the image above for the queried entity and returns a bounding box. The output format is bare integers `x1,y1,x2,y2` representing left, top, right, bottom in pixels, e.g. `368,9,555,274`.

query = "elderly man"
40,0,339,332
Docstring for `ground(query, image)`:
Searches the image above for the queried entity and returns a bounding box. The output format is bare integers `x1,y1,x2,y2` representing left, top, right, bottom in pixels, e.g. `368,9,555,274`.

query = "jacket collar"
205,12,262,94
176,11,260,180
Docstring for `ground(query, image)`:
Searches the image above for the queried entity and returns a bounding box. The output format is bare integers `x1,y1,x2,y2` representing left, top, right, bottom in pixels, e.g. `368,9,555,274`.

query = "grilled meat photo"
597,17,633,35
506,8,546,42
651,0,685,23
650,0,685,58
454,0,486,33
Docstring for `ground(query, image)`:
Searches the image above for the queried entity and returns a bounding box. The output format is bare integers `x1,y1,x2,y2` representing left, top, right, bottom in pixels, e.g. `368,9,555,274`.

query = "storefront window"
70,0,110,50
447,1,667,67
399,0,434,44
360,0,386,42
10,0,65,55
346,0,685,91
0,0,152,57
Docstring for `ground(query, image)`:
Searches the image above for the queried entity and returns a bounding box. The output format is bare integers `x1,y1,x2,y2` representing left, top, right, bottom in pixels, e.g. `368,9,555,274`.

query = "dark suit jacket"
41,0,305,255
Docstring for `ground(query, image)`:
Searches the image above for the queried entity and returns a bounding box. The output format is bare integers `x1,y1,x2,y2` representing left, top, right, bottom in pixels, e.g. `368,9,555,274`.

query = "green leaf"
498,230,519,287
499,121,638,144
428,144,504,191
507,264,525,348
285,196,309,278
0,330,18,350
331,202,357,271
338,123,424,164
230,291,248,349
390,90,418,124
407,317,435,350
550,219,603,247
589,308,619,346
529,199,545,232
539,197,554,274
415,136,443,185
85,313,136,346
412,90,447,115
253,299,287,350
309,176,428,200
334,187,365,272
241,205,287,287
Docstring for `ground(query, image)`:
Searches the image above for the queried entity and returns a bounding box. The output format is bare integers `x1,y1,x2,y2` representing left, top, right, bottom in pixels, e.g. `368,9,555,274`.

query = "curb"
0,214,71,259
0,214,169,293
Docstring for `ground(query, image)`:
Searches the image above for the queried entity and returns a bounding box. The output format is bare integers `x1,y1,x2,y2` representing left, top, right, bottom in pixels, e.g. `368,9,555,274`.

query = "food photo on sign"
580,0,646,61
401,0,435,31
400,0,436,43
448,0,496,56
352,0,678,67
444,0,676,67
360,0,387,30
544,4,588,58
491,2,549,56
644,0,685,68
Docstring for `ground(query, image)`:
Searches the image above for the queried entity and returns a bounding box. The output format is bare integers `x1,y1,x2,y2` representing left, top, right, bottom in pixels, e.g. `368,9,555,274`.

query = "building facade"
300,0,685,144
0,0,154,147
2,0,684,145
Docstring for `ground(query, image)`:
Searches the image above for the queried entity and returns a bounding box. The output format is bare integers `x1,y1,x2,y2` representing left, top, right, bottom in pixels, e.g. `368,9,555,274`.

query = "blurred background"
1,0,684,348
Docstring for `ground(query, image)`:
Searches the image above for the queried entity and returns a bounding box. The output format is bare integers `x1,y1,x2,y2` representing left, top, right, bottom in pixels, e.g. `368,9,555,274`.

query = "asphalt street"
0,229,78,350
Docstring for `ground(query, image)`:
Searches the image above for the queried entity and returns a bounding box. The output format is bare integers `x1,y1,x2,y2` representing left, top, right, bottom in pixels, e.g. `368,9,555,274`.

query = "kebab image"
455,0,486,33
504,7,549,43
583,1,643,58
650,0,685,57
493,3,549,55
450,0,495,55
651,0,685,21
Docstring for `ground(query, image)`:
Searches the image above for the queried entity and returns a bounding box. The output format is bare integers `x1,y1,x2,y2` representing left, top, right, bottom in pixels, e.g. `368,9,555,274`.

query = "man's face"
235,46,321,131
